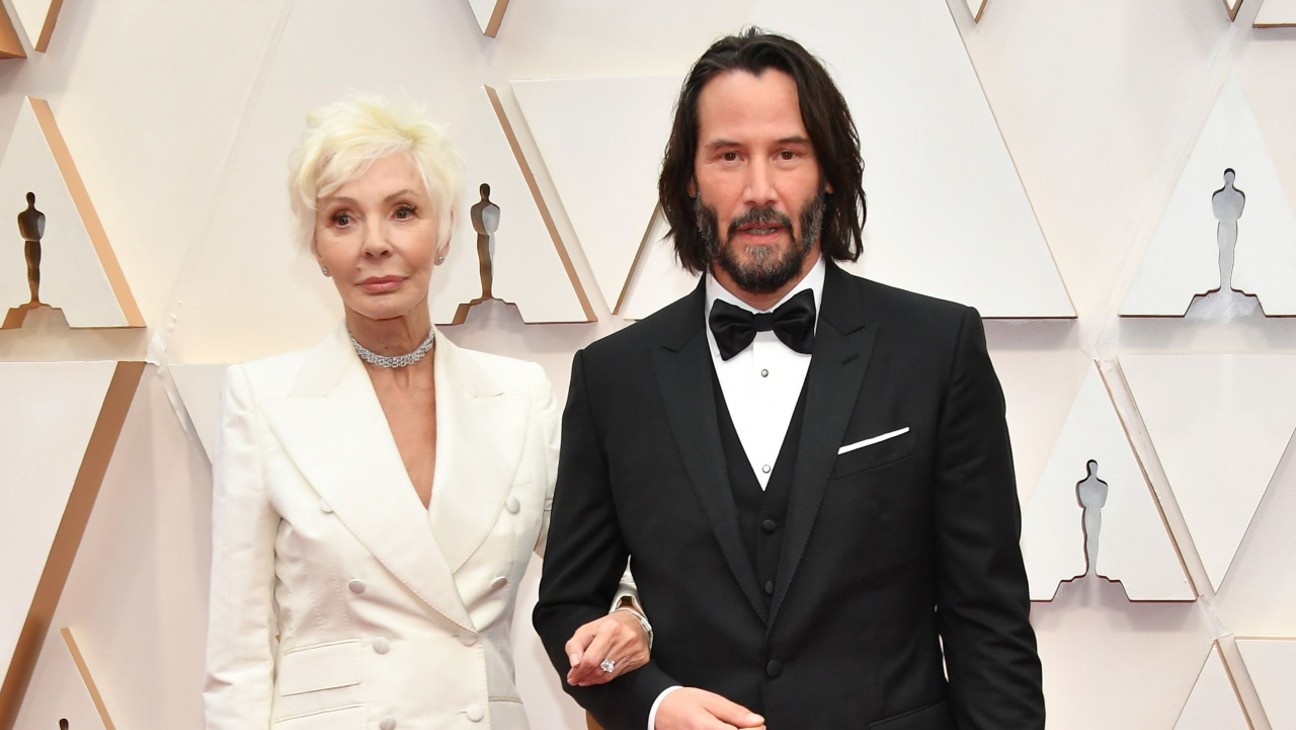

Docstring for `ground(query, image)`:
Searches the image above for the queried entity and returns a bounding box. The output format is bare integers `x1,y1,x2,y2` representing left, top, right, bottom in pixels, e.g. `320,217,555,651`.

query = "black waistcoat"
712,372,810,614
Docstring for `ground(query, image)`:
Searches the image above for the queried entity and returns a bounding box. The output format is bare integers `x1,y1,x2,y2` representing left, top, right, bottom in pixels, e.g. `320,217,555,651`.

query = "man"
534,29,1044,730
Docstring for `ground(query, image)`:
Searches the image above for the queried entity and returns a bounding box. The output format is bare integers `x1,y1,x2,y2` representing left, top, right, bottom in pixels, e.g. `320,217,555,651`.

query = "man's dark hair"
659,28,866,274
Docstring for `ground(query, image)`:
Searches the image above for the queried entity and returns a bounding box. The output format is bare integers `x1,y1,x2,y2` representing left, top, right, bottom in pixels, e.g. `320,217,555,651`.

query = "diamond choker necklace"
350,329,435,368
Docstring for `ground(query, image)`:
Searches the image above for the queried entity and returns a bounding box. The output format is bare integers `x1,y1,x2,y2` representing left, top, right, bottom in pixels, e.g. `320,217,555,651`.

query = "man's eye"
721,151,739,162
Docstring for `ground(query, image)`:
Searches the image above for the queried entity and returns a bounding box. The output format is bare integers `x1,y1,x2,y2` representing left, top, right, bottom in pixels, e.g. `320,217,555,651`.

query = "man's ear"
687,178,697,198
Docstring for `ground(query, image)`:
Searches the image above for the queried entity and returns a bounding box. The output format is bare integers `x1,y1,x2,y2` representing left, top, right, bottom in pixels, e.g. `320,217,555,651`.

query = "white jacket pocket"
278,640,363,696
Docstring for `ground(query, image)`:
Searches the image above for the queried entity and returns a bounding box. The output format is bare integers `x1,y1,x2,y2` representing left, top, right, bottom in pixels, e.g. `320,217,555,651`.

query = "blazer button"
459,632,478,646
466,703,485,722
761,519,777,533
490,575,509,592
379,716,397,730
505,496,521,514
347,579,366,594
372,636,390,655
319,499,333,513
763,580,774,595
766,659,782,678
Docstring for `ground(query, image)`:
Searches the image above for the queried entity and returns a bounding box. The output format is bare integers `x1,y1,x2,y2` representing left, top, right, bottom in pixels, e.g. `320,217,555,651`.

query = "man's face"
692,68,827,297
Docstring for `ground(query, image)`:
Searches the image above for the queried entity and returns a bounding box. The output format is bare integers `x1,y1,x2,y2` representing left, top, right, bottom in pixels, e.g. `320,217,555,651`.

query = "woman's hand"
563,609,651,686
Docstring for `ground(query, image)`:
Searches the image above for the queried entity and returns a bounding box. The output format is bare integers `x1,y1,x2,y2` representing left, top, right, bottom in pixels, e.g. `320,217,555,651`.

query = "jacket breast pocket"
277,640,363,696
832,427,916,479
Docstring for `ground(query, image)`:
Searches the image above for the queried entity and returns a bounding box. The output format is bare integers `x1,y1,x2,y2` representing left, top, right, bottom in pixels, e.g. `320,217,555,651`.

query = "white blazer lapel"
428,333,529,572
260,325,475,632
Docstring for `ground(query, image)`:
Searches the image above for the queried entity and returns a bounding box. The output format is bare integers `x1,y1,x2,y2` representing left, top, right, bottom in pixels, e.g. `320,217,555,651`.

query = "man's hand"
564,610,650,686
655,687,766,730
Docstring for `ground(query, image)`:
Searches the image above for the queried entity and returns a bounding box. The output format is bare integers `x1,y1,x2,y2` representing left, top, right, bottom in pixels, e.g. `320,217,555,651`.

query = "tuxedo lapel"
650,283,767,622
769,264,877,625
426,334,528,572
260,325,475,632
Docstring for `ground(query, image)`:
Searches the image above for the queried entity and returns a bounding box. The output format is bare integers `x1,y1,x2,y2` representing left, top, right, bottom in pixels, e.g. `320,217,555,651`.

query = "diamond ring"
599,658,616,673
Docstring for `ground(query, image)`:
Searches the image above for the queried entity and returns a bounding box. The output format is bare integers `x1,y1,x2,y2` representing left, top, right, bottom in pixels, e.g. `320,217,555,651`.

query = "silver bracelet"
613,606,654,650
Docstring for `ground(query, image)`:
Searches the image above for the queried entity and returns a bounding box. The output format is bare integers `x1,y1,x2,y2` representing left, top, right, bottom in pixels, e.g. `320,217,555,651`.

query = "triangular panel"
10,0,61,52
1236,638,1296,728
1174,642,1248,729
1254,0,1296,26
14,628,114,729
1023,365,1191,601
965,0,989,22
167,363,230,463
738,0,1073,318
618,210,699,320
0,99,142,329
0,5,24,58
1120,354,1296,591
1223,0,1245,21
442,87,592,323
1121,76,1296,316
512,76,681,312
466,0,509,37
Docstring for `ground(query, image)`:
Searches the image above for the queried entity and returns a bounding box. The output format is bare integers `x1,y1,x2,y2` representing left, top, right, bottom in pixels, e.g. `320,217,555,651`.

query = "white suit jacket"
204,325,559,730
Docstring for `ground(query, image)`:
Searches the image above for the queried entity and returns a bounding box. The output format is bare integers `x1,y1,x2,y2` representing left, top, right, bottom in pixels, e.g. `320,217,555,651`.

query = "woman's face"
313,153,444,325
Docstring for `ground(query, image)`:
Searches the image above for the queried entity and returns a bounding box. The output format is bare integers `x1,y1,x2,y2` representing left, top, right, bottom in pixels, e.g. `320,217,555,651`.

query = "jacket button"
459,632,478,646
763,580,774,595
347,579,366,594
761,519,777,533
505,496,521,514
766,659,782,678
379,717,397,730
490,575,508,591
372,636,390,655
319,499,333,513
466,703,485,722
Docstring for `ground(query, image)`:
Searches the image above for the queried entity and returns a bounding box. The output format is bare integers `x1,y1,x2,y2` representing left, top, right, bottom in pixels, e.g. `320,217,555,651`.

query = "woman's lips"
358,275,404,293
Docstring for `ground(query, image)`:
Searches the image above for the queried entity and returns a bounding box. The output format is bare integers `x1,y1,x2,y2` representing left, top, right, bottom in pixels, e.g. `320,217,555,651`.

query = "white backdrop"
2,0,1295,727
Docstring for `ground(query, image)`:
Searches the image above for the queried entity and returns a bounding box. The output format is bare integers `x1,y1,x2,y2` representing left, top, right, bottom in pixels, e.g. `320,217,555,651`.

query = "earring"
435,256,445,265
321,265,330,277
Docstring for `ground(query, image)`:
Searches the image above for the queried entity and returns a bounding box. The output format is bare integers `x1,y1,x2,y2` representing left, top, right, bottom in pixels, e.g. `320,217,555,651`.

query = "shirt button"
766,659,782,678
319,499,333,513
490,575,509,591
459,632,478,646
505,496,521,514
466,704,485,722
380,717,397,730
762,519,777,533
764,580,774,595
372,636,390,654
761,464,771,474
348,579,366,594
760,368,769,378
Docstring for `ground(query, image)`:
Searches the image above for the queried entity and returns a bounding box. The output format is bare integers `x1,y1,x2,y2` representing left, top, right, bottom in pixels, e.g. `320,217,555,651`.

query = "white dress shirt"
647,257,826,729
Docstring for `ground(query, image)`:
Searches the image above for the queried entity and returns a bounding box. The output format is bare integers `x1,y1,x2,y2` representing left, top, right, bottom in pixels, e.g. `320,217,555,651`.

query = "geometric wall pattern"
0,99,143,329
1022,365,1192,601
1121,75,1296,317
9,0,63,53
1120,354,1296,592
2,0,1295,727
0,7,23,59
746,0,1074,319
1254,0,1296,26
512,76,681,313
1236,638,1296,729
1174,642,1249,729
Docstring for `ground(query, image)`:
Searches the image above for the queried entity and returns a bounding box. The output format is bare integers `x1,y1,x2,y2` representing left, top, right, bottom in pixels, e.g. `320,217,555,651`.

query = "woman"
204,97,648,729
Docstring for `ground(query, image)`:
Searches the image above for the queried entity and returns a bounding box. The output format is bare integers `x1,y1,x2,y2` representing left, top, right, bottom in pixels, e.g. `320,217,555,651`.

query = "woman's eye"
394,205,415,219
332,212,351,226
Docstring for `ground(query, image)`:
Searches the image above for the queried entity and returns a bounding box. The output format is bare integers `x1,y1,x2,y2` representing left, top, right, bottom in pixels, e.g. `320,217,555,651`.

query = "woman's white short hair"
288,96,463,250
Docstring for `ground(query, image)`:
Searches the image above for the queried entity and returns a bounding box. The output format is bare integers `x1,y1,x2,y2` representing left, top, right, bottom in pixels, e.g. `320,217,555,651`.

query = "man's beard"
695,188,826,295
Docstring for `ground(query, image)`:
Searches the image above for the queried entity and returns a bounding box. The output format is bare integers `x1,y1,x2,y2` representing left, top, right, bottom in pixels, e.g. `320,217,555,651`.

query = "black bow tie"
709,289,816,361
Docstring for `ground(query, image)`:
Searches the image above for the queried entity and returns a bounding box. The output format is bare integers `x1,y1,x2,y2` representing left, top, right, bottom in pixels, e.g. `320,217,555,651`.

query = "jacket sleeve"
203,364,280,729
533,349,675,730
932,308,1045,728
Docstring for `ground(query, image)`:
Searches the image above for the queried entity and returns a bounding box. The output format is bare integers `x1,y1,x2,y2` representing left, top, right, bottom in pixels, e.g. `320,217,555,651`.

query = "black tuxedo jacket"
534,263,1044,729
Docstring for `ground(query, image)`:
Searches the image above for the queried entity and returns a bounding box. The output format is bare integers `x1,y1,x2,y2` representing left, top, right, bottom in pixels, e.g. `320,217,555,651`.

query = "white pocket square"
837,427,910,455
